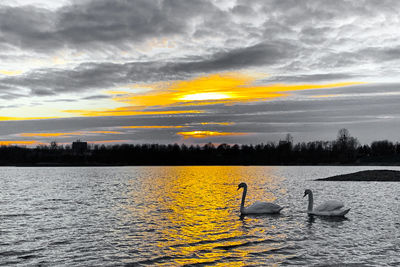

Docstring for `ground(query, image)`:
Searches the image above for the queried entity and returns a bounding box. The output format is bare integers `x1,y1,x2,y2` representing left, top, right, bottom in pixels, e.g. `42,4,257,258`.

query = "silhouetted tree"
371,140,395,156
1,128,400,166
333,128,359,163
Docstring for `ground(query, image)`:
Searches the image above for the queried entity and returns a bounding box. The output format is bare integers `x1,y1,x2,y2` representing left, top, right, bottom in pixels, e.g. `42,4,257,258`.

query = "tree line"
1,129,400,166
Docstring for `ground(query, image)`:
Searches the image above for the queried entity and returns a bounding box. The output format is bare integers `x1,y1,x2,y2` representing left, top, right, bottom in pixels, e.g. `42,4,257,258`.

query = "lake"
1,166,399,266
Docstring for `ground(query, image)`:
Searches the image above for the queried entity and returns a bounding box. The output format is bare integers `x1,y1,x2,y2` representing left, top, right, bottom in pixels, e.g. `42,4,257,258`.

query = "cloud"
1,82,400,145
70,73,360,115
0,0,221,52
81,94,110,100
264,73,359,83
171,42,295,72
0,5,57,52
0,140,44,146
177,131,248,139
0,41,295,99
19,130,121,138
2,0,400,101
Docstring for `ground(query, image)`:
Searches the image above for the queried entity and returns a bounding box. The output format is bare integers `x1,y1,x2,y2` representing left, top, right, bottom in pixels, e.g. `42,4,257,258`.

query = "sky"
1,0,400,147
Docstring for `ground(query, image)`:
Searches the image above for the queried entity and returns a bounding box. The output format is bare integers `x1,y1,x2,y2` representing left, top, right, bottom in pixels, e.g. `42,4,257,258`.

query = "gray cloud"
2,0,400,83
0,0,221,52
82,94,111,100
0,6,57,52
359,46,400,62
264,73,359,83
0,41,294,98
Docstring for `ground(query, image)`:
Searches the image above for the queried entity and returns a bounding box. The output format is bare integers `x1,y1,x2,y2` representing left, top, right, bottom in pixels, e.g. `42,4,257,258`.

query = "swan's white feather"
308,208,350,217
243,201,283,214
314,200,344,212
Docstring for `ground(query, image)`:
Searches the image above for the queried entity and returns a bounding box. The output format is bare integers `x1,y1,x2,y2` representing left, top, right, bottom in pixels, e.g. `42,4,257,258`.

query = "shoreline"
2,163,400,167
316,170,400,182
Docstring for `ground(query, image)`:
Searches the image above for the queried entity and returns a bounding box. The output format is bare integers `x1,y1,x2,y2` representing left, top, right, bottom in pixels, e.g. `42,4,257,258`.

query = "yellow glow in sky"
112,73,363,108
0,70,23,76
62,72,363,119
0,72,364,122
19,131,122,137
0,140,42,146
177,131,247,139
179,92,233,101
0,116,57,121
64,109,204,117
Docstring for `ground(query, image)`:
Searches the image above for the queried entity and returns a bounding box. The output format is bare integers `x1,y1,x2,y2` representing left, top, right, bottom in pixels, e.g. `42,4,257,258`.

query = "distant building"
72,140,88,154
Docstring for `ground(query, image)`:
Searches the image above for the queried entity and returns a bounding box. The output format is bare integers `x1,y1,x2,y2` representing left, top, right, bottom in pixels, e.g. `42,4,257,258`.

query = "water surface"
1,166,399,266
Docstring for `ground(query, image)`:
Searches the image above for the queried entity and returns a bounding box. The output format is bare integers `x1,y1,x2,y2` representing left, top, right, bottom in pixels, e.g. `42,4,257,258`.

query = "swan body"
304,189,350,217
238,182,283,215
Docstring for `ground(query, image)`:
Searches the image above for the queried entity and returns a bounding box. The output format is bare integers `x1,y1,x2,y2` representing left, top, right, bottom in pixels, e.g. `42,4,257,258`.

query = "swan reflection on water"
239,213,284,220
307,214,349,225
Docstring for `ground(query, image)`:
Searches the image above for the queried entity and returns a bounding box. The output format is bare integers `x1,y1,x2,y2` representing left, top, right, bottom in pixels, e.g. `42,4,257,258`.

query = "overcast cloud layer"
1,0,400,145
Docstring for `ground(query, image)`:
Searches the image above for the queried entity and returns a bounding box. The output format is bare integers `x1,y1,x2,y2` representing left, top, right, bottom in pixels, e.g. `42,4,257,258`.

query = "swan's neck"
240,186,247,213
307,192,314,212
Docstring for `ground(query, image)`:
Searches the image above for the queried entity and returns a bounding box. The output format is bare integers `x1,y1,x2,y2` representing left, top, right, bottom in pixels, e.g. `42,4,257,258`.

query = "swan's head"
237,182,247,190
303,189,312,197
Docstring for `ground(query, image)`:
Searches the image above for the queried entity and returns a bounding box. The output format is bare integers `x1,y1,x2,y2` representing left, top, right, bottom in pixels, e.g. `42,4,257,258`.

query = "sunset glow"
0,116,58,121
63,108,205,117
59,73,364,120
110,73,362,110
0,70,23,76
0,140,42,146
19,131,122,138
179,92,233,101
177,131,248,139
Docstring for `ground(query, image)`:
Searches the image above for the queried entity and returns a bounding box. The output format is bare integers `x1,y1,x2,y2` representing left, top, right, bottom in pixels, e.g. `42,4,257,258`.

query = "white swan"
303,189,350,216
238,182,283,215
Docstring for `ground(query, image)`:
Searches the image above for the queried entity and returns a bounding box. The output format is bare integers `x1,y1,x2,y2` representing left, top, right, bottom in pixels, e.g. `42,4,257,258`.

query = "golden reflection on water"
126,166,288,266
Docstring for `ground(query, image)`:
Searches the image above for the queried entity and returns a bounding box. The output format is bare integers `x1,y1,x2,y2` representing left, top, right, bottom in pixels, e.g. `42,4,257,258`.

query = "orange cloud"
20,133,78,137
177,131,248,139
113,73,363,107
0,70,22,76
19,131,122,137
62,72,362,119
64,108,204,117
0,140,42,146
0,116,58,121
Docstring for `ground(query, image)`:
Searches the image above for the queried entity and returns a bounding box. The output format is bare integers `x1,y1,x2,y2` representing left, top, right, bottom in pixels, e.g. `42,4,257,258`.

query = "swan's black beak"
303,192,307,197
237,186,240,190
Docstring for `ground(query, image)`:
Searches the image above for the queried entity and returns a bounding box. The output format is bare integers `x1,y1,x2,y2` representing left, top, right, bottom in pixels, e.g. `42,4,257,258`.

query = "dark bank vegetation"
1,128,400,166
316,170,400,181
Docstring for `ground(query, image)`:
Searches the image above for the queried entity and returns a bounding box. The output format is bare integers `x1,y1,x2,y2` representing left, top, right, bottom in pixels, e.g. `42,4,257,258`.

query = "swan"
238,182,283,215
303,189,350,216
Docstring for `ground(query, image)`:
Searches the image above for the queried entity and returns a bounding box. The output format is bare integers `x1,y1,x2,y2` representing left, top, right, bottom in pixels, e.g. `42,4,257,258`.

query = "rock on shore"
316,170,400,181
